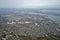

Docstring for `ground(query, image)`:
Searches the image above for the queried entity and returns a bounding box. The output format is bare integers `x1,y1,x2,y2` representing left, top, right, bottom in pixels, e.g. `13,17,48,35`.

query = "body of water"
48,15,60,26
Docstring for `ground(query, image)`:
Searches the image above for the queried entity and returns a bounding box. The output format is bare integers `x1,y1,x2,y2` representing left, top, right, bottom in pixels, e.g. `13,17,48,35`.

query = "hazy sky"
0,0,60,8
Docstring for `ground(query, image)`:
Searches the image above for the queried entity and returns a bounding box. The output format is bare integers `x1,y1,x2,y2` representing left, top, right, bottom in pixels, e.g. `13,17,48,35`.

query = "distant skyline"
0,0,60,8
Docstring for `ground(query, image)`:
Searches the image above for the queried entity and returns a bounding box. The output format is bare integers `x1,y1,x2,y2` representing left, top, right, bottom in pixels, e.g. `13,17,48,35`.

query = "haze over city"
0,0,60,40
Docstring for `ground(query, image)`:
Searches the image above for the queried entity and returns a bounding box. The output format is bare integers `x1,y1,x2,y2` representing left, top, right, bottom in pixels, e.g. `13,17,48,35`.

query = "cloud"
0,0,60,8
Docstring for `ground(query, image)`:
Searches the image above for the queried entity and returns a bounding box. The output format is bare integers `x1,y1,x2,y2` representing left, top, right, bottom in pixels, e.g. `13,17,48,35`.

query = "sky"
0,0,60,8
